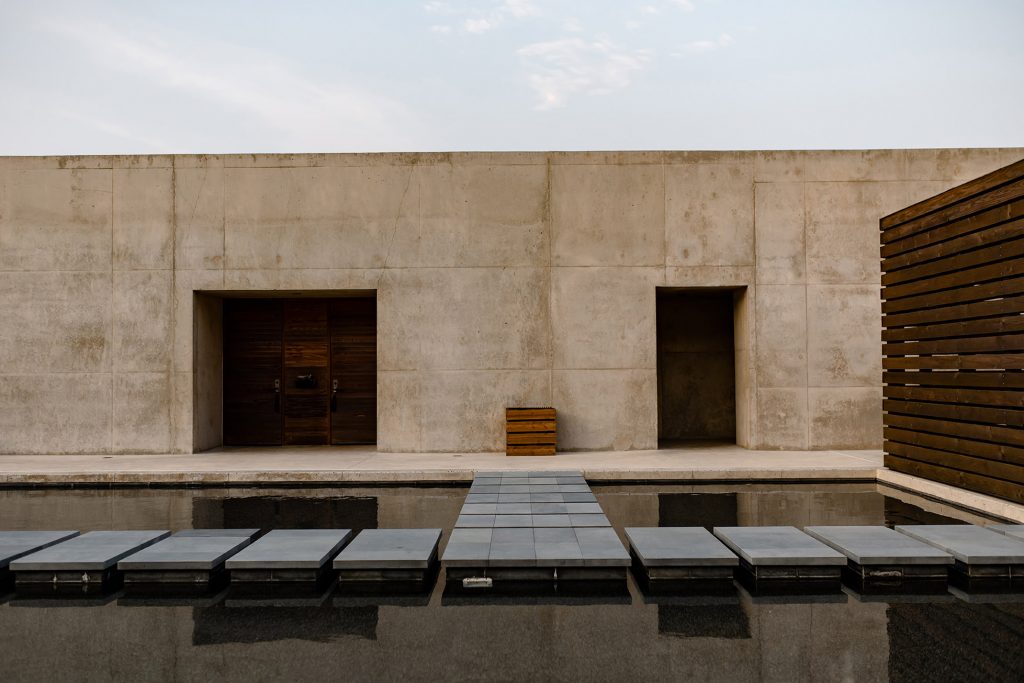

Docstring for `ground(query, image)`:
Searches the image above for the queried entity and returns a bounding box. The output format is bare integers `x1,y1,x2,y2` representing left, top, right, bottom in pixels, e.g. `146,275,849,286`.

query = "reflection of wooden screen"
330,298,377,445
223,299,283,446
881,159,1024,504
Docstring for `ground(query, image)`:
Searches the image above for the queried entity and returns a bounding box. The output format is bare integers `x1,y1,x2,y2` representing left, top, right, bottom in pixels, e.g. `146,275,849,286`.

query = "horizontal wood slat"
506,407,557,456
882,158,1024,504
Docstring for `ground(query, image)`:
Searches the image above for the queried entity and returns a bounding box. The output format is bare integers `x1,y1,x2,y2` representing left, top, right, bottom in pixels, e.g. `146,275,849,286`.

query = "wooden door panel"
330,298,377,444
283,300,330,445
223,299,283,445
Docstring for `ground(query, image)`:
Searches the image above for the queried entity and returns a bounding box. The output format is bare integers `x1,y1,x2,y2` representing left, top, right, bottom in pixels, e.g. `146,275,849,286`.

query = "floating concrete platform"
225,529,353,583
804,526,953,591
895,525,1024,587
712,526,845,589
118,529,259,588
334,529,441,585
10,530,170,590
0,531,80,585
625,527,738,584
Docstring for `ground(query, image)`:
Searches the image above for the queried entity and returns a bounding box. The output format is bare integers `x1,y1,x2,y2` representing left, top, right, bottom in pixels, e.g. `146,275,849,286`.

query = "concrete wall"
0,148,1022,454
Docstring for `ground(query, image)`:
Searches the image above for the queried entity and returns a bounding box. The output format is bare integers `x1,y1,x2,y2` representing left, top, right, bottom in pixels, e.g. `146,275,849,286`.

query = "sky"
0,0,1022,154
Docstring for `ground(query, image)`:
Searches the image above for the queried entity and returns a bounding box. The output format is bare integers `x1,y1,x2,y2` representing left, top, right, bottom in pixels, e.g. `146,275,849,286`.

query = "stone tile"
803,526,953,565
333,529,442,569
755,182,805,284
551,266,661,369
531,515,574,528
113,168,173,269
807,285,882,388
553,369,658,450
488,528,535,566
118,535,252,570
558,485,593,494
755,284,807,388
0,374,111,454
563,503,603,514
625,527,739,567
225,529,353,569
808,387,882,450
711,526,846,566
113,373,172,453
11,530,171,571
531,503,568,514
461,503,497,515
465,494,498,504
0,271,112,374
468,485,501,494
528,477,559,485
561,493,597,503
666,162,754,267
175,529,259,538
574,527,630,566
174,165,225,270
534,527,585,566
442,528,492,567
0,168,112,271
551,163,665,266
113,270,172,372
455,515,494,528
491,515,534,528
895,525,1024,564
570,514,611,527
497,493,531,503
0,531,80,569
494,503,533,515
498,485,531,494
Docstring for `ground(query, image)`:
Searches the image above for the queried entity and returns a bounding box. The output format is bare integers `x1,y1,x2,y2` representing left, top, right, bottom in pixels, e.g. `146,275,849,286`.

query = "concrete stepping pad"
118,529,259,586
804,526,952,587
0,531,80,583
895,525,1024,581
334,529,441,584
226,529,353,583
10,530,170,589
625,527,738,583
712,526,845,583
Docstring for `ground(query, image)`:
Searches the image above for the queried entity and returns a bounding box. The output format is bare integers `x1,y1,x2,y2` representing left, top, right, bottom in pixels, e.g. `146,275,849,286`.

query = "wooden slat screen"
881,158,1024,504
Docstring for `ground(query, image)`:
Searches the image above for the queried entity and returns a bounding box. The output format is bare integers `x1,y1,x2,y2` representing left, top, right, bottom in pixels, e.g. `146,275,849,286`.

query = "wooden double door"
224,297,376,446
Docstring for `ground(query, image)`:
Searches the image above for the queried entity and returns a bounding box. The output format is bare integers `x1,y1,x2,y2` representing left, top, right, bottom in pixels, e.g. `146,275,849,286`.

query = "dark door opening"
223,296,377,446
656,289,736,445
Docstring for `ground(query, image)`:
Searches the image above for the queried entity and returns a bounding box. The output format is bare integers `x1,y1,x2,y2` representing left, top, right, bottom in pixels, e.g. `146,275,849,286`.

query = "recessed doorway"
222,296,376,446
656,289,737,445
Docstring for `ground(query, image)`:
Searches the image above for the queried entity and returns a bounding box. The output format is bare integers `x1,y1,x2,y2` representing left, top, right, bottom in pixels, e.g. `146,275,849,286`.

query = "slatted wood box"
506,407,557,456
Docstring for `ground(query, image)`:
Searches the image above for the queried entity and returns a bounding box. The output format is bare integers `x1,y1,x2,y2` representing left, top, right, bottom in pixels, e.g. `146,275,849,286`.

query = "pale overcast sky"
1,0,1022,154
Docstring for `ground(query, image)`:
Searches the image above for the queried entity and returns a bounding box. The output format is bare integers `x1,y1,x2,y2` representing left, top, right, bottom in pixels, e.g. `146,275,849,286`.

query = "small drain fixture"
462,576,492,588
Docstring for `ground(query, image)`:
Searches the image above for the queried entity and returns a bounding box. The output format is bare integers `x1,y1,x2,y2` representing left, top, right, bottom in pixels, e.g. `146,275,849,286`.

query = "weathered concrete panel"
113,270,172,372
755,387,808,450
666,162,754,267
174,163,225,270
377,267,550,372
113,372,172,453
551,164,664,266
113,168,173,270
0,168,111,271
808,386,882,449
754,284,807,389
807,284,882,388
553,369,657,451
0,374,112,454
552,266,660,370
754,182,804,284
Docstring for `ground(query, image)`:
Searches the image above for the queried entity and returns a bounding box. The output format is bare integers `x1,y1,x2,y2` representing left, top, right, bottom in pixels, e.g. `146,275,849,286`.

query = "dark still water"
0,483,1021,682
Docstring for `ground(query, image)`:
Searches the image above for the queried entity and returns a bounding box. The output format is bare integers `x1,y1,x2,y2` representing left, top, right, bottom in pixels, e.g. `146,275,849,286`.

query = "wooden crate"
506,407,556,456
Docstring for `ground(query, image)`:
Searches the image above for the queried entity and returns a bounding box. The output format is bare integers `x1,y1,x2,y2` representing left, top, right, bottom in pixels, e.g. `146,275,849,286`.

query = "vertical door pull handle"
331,379,338,412
274,378,280,413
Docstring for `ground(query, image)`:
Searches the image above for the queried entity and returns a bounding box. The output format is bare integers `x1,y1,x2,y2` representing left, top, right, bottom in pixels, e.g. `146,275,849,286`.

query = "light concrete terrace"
0,444,882,485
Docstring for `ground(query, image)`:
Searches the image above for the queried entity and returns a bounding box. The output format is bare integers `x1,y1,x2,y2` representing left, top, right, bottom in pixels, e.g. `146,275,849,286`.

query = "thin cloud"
669,0,696,11
41,17,423,151
680,33,735,54
518,37,652,110
442,0,540,34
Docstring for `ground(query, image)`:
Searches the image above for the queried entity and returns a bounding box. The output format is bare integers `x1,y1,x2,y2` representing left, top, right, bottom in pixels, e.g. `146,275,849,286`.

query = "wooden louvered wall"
880,158,1024,504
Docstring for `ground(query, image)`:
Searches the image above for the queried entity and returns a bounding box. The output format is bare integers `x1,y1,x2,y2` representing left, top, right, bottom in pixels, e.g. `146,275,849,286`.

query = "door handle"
331,379,338,412
274,379,280,413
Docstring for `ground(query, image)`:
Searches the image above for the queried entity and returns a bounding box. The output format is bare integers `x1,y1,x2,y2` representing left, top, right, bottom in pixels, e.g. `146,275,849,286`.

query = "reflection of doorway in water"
191,495,379,533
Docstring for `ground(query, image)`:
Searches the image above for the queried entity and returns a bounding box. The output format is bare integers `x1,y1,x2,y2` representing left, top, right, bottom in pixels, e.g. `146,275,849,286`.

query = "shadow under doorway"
656,288,737,447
